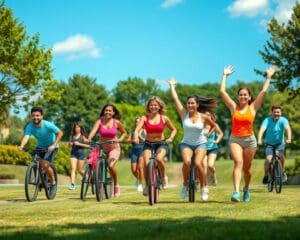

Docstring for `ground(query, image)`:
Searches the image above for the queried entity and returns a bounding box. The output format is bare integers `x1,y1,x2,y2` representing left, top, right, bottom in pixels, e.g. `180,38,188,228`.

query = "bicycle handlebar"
22,148,48,155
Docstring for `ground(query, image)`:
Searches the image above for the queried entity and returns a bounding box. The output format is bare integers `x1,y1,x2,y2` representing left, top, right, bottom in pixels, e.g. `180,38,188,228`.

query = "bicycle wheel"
104,167,113,199
267,163,274,192
25,162,39,202
188,163,196,202
95,160,104,202
147,159,155,205
154,167,160,203
274,158,282,193
80,164,93,200
43,164,58,200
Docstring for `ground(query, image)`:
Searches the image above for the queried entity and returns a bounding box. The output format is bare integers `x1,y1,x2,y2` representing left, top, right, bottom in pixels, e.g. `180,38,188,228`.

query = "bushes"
286,156,300,176
0,143,71,176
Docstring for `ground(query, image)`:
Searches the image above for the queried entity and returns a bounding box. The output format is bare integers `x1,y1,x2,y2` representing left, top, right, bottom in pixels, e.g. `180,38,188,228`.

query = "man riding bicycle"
258,105,292,184
19,107,63,197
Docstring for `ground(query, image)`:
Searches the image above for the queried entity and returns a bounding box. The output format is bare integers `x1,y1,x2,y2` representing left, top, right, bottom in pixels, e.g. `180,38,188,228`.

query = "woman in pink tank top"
88,103,127,198
133,96,177,195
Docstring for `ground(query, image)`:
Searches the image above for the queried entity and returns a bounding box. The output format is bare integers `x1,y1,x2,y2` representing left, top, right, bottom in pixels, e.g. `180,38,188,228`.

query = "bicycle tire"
147,159,155,205
267,163,274,192
25,162,39,202
43,163,58,200
80,164,93,200
104,167,113,199
154,166,160,203
274,158,282,193
95,160,104,202
188,162,196,202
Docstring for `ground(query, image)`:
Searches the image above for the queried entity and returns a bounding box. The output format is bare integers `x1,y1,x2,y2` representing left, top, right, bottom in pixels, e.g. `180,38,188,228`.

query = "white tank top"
181,113,207,145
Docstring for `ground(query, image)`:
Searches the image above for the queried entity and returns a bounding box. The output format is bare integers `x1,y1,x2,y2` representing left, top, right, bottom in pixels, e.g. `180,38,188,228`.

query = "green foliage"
0,1,62,123
2,115,24,145
38,74,109,140
256,2,300,97
286,156,300,176
112,77,161,105
0,173,15,179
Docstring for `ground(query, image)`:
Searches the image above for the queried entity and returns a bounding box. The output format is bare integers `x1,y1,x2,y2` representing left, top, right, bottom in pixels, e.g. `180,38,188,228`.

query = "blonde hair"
145,96,166,115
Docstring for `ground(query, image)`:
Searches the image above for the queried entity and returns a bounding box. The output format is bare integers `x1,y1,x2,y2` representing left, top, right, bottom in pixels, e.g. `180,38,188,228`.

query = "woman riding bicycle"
133,96,177,195
88,103,127,198
168,79,216,201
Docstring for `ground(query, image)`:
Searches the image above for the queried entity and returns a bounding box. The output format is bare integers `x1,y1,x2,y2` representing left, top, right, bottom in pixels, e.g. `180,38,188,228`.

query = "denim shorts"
36,147,58,163
228,134,257,149
179,142,207,152
265,143,285,157
206,148,218,155
143,141,169,154
71,150,86,160
131,143,144,164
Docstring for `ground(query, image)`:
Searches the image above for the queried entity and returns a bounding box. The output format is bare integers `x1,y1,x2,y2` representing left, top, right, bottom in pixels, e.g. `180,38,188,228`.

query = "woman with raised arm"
88,103,127,198
133,96,177,195
168,79,216,201
220,65,277,202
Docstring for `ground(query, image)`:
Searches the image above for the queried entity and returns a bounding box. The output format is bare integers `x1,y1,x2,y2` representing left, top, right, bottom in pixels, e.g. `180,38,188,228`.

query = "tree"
0,1,61,123
112,77,161,105
39,74,109,140
256,2,300,97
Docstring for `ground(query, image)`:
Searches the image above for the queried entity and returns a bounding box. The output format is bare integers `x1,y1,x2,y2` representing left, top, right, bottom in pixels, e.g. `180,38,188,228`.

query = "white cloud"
161,0,184,8
52,34,101,60
272,0,297,24
228,0,269,17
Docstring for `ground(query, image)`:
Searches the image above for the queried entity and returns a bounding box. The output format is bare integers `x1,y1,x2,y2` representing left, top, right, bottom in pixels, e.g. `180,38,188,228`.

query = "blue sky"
5,0,297,90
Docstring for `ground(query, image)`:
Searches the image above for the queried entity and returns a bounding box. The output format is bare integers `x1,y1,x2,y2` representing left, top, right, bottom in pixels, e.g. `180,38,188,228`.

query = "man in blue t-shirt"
19,107,63,196
258,105,292,184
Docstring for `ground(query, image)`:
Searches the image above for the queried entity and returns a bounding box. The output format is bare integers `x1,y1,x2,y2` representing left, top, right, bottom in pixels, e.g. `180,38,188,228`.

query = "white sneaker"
201,187,209,201
180,185,187,199
143,186,148,196
137,184,143,192
282,172,288,182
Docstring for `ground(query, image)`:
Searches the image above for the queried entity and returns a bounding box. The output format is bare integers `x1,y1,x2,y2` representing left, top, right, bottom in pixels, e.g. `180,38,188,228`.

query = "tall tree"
0,1,61,123
39,74,109,139
256,2,300,97
112,77,161,105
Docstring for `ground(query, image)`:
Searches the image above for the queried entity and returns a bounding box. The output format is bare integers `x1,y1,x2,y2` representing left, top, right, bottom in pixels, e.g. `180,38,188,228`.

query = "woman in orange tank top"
220,65,277,203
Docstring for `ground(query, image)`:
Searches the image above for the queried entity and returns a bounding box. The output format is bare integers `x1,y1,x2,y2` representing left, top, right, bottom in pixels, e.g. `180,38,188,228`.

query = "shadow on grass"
1,215,299,240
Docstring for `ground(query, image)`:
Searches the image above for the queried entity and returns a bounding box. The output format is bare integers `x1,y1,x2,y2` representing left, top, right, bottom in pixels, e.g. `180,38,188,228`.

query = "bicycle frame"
188,154,196,202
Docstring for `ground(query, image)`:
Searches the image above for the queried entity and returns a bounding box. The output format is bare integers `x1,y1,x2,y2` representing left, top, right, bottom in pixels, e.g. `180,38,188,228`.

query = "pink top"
98,118,118,139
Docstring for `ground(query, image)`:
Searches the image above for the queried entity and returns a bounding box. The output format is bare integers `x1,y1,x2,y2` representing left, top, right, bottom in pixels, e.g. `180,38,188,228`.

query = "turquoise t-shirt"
261,116,289,144
24,120,60,148
206,131,218,150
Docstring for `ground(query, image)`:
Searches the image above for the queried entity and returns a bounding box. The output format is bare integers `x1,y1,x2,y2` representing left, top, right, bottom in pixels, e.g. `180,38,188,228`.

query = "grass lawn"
0,160,299,240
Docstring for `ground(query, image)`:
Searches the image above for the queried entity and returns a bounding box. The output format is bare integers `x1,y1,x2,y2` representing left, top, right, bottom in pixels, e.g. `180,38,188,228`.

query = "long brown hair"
186,94,217,119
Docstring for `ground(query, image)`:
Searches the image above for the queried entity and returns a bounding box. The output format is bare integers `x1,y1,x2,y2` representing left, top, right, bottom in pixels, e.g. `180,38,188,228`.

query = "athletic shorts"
229,134,257,149
265,143,285,157
131,143,144,164
102,143,121,161
179,142,207,152
36,147,58,163
143,141,169,154
206,148,218,155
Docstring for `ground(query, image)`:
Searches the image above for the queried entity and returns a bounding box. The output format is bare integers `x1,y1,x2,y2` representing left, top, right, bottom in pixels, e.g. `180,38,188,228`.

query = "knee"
234,161,243,169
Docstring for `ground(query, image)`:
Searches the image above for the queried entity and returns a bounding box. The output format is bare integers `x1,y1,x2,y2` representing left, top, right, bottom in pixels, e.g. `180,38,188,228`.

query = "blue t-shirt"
24,120,60,148
261,116,289,144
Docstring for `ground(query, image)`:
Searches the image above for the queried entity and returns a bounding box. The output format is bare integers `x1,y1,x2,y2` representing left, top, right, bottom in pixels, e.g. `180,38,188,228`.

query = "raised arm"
252,65,277,111
167,78,186,120
220,65,236,113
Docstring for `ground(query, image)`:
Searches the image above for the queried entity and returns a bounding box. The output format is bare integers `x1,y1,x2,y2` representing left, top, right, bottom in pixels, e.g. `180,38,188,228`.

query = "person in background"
126,117,146,192
258,105,292,184
88,103,127,198
202,112,224,186
68,122,90,190
220,65,277,202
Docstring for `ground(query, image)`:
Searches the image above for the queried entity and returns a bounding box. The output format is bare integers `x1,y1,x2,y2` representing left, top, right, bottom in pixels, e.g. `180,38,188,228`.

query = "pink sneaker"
114,185,120,197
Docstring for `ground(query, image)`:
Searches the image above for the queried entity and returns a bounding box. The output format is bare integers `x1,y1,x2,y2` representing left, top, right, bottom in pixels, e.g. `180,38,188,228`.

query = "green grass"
0,160,299,239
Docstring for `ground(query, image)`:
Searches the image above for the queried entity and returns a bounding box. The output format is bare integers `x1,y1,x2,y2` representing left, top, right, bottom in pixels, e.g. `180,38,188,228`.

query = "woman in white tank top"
168,78,216,201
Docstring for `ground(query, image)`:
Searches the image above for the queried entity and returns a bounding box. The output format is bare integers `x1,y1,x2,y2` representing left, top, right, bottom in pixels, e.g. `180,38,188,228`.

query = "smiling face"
148,100,161,113
237,88,252,105
186,96,199,113
31,111,43,126
272,107,282,121
103,106,115,119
